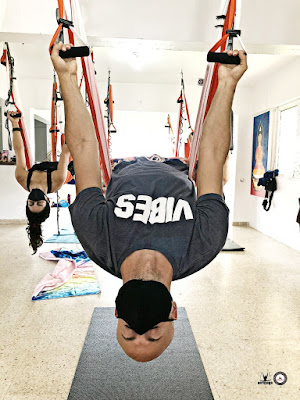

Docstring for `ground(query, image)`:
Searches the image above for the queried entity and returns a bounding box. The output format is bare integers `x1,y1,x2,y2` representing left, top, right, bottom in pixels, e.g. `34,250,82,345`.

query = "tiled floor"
0,210,299,400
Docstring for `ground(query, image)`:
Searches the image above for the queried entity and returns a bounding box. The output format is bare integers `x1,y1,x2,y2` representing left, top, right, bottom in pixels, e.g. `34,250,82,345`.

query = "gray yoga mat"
222,237,245,251
68,307,214,400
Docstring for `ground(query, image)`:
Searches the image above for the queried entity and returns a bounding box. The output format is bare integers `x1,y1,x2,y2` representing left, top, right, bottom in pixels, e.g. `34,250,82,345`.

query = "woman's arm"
52,142,71,189
7,112,28,187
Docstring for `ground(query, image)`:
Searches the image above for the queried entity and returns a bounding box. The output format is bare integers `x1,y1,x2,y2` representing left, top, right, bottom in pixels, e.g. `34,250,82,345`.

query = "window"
276,101,300,178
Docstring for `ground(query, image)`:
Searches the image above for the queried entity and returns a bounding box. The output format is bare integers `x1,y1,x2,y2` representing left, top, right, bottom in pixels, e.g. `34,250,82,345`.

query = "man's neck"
120,249,173,290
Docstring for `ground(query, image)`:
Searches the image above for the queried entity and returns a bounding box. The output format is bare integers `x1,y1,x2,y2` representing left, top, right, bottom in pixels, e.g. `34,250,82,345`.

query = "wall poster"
251,111,270,197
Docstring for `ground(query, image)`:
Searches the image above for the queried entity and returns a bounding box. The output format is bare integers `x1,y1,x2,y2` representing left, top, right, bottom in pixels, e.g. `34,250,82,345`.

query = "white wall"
0,166,28,220
108,82,200,158
234,58,300,251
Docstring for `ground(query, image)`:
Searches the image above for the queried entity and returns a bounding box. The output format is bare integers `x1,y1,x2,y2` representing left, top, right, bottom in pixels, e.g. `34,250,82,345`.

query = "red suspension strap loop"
1,42,33,169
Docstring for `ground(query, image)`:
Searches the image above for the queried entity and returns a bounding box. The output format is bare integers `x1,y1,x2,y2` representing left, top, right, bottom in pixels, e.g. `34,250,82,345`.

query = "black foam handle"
4,112,22,118
59,46,90,59
207,52,240,65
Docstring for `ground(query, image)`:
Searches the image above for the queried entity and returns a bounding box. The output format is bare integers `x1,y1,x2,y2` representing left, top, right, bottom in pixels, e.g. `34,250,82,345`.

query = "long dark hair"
26,202,50,254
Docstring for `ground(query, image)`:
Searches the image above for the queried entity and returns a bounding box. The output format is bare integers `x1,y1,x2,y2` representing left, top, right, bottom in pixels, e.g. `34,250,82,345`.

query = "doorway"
34,117,48,162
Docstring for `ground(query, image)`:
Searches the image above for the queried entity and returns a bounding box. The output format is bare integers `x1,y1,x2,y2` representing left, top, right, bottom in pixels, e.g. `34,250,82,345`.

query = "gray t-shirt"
69,157,229,280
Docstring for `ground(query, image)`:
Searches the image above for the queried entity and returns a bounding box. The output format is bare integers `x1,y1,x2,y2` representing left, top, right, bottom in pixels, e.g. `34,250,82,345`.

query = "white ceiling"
0,0,299,87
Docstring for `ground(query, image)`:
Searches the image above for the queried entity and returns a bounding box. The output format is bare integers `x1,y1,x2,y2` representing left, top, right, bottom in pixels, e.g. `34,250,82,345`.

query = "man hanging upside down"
50,43,247,362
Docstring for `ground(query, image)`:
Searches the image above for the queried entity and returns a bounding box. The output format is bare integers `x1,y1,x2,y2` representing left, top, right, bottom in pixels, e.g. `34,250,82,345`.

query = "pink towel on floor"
32,258,76,297
39,249,87,267
39,249,61,261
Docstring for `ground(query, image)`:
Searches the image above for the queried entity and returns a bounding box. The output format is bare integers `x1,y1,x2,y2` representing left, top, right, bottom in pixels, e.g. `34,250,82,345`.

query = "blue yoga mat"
45,228,79,244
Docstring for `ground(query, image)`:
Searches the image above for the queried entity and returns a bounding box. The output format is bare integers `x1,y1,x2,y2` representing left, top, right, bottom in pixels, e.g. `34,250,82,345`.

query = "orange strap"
0,49,7,65
109,85,114,124
49,81,58,161
184,141,190,159
206,0,236,115
175,90,183,157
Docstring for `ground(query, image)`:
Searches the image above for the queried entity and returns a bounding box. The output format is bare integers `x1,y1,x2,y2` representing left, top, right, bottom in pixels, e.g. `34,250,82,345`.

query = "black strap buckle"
56,8,74,28
57,17,74,28
226,29,241,37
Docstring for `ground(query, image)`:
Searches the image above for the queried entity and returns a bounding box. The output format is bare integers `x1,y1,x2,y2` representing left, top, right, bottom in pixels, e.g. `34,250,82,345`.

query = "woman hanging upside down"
7,111,73,254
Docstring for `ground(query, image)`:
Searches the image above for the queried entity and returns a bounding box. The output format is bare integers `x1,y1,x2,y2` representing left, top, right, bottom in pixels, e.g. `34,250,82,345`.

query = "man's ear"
115,308,118,318
170,301,177,320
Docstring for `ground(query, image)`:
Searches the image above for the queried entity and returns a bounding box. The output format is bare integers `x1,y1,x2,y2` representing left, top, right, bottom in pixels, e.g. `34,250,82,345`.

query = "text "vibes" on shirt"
114,194,194,224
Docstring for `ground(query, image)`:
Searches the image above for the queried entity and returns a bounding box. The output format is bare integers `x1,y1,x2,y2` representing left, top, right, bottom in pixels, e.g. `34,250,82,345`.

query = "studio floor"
0,211,299,400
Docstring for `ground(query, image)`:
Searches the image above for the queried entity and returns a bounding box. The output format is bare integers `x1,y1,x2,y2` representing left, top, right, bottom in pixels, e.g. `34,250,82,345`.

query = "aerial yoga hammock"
104,70,117,158
49,0,246,186
175,71,194,159
1,42,33,169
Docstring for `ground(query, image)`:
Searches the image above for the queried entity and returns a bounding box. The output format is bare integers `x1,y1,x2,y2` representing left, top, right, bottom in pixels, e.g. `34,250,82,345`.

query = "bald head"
116,319,175,362
115,302,177,362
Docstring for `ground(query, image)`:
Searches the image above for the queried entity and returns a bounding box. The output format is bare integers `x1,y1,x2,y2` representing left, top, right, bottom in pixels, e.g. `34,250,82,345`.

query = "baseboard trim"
232,222,249,227
0,219,27,225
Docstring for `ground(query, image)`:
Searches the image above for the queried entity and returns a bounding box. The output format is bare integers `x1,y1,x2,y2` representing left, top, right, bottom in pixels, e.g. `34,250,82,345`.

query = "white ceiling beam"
1,32,300,56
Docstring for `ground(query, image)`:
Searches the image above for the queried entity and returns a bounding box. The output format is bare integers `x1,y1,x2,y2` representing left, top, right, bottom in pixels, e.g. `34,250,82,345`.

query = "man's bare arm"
196,50,247,198
51,42,102,195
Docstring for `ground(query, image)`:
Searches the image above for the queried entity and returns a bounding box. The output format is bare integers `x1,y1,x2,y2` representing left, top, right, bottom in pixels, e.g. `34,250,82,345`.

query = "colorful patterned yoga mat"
33,249,101,301
32,267,100,301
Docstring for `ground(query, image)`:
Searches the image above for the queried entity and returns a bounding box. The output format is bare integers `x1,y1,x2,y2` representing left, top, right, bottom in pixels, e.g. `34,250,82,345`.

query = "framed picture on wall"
0,150,9,163
251,111,270,197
